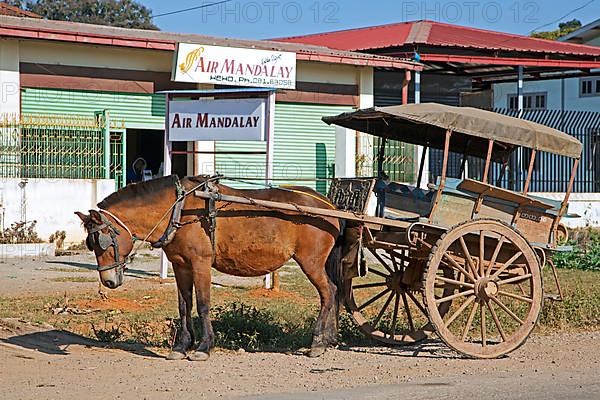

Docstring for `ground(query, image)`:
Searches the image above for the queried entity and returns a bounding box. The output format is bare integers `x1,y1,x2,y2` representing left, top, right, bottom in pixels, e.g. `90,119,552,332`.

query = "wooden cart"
197,103,582,359
322,103,582,358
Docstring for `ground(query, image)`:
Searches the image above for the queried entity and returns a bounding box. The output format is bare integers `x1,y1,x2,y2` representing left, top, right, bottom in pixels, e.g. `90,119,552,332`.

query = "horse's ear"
88,209,103,224
75,211,89,223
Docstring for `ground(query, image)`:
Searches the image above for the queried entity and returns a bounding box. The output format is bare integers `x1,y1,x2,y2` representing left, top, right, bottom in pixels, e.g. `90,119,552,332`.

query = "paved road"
241,371,600,400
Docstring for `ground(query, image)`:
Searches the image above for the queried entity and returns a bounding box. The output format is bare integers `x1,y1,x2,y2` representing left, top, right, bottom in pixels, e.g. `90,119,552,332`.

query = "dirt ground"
0,251,267,297
1,254,600,399
2,319,599,400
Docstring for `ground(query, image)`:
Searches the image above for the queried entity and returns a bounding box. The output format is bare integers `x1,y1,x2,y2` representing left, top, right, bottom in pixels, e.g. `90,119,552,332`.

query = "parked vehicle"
323,103,581,358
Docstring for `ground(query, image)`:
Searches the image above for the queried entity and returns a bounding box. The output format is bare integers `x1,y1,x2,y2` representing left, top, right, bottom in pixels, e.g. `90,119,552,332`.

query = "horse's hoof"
188,351,210,362
166,350,187,360
308,346,326,358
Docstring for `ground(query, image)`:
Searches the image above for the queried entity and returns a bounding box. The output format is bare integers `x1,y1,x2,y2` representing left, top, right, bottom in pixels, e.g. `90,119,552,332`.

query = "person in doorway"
127,157,148,184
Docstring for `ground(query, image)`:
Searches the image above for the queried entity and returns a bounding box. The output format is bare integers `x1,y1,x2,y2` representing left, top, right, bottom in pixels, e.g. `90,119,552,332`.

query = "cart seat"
381,181,436,218
428,177,561,212
457,179,555,210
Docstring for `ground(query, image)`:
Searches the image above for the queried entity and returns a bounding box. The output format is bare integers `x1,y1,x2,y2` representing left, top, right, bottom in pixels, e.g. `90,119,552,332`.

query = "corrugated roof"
275,20,600,57
0,15,421,70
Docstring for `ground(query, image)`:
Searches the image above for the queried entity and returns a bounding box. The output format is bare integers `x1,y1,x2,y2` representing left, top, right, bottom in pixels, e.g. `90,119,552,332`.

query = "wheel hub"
474,277,499,300
386,271,407,294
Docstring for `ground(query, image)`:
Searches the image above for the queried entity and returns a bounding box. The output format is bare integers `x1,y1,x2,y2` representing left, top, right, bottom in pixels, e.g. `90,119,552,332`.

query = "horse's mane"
98,175,179,209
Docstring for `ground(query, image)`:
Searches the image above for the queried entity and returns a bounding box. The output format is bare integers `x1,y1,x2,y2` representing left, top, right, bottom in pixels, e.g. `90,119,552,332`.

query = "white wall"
19,40,172,72
0,39,20,114
0,179,115,243
531,192,600,229
297,61,360,85
357,67,375,176
493,77,600,111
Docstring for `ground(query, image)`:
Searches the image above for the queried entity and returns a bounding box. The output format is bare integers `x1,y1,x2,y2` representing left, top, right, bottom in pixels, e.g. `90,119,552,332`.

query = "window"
507,92,547,111
580,77,600,97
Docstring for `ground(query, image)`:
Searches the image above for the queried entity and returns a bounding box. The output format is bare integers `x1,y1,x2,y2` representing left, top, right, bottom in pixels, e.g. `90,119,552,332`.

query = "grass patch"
1,267,599,352
539,269,600,332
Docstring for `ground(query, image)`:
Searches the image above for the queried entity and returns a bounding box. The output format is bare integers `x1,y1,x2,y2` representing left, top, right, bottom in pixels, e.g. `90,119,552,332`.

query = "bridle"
85,175,221,274
85,211,132,273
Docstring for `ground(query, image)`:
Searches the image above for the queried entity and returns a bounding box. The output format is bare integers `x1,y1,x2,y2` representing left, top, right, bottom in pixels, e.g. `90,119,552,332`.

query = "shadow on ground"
339,339,461,359
0,320,162,359
46,260,159,279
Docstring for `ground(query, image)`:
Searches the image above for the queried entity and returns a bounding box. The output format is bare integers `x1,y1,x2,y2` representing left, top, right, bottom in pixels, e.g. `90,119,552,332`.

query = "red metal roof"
0,15,421,71
275,20,600,57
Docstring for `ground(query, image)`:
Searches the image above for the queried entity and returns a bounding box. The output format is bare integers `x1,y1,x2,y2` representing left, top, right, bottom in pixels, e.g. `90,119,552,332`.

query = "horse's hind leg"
188,256,215,362
294,248,338,358
167,264,195,360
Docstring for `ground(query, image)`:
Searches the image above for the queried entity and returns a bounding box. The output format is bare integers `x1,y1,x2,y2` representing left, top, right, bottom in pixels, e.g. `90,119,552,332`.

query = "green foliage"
67,240,88,251
531,19,582,40
48,230,66,250
209,303,308,351
0,220,42,244
8,0,158,30
202,303,370,351
553,228,600,271
91,322,123,343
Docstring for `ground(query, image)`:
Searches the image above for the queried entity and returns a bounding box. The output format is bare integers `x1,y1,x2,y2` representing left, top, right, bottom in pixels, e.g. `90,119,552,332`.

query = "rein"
88,176,220,273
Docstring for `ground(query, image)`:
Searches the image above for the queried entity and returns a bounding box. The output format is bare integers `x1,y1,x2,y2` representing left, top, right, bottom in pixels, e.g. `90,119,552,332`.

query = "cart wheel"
345,247,453,345
424,219,542,359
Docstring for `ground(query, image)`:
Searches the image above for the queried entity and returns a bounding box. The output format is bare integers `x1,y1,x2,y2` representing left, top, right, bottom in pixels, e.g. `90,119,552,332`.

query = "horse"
76,175,343,361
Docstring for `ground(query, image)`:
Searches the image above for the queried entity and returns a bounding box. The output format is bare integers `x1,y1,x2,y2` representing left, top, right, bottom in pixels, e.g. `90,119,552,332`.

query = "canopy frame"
323,103,583,160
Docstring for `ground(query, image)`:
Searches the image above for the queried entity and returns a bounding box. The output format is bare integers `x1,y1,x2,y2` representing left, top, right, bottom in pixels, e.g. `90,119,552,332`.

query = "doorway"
126,129,164,183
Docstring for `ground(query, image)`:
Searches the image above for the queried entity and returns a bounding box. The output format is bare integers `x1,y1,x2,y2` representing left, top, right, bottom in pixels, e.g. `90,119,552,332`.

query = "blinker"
97,232,113,251
85,235,94,251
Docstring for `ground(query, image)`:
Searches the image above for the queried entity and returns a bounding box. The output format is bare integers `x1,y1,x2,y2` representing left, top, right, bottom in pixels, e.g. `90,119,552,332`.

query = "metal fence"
429,109,600,193
358,137,416,182
0,113,125,189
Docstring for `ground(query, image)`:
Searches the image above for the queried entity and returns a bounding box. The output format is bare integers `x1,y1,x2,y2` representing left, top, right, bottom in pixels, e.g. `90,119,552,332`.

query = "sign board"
168,98,266,142
172,43,296,89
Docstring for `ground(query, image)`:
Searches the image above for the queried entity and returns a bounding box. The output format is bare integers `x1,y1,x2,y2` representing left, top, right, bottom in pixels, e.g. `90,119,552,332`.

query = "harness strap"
87,223,110,234
90,175,222,274
100,209,133,239
207,194,217,266
151,179,187,248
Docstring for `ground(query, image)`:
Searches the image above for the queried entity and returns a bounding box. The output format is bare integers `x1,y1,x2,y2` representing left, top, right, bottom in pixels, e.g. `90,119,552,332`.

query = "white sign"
168,98,266,142
173,43,296,89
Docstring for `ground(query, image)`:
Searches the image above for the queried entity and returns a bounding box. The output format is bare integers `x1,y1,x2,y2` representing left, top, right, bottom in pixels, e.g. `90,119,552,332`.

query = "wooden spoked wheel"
345,247,453,345
424,220,543,359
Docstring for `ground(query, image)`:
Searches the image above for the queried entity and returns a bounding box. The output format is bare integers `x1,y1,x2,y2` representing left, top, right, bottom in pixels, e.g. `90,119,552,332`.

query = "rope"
222,177,336,210
104,176,221,259
100,209,133,238
99,174,333,262
280,187,336,209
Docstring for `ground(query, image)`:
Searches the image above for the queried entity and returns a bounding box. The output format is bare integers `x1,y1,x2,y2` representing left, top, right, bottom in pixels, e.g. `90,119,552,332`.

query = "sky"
143,0,600,39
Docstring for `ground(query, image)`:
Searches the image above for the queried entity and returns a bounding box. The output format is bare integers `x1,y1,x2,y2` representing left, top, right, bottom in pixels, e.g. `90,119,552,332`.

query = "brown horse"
76,175,343,361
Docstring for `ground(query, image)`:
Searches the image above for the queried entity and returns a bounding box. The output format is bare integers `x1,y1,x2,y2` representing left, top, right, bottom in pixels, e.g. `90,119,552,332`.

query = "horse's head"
76,210,134,289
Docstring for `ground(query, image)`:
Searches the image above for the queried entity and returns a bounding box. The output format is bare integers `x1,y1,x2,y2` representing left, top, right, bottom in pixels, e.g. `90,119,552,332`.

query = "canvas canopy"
323,103,582,160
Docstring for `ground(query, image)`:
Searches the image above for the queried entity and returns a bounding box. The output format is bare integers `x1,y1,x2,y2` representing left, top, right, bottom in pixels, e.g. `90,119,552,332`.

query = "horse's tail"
325,220,346,314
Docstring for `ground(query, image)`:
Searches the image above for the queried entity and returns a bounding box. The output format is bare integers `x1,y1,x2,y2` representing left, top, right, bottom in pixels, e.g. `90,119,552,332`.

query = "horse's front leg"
167,264,195,360
188,256,215,362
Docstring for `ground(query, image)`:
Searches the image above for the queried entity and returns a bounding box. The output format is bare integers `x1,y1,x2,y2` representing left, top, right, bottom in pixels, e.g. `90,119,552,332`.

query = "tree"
531,19,582,40
5,0,158,30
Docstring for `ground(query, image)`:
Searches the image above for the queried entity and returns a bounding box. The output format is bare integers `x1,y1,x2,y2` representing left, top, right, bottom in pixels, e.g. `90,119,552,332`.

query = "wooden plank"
458,179,554,210
194,190,412,229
